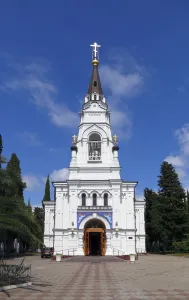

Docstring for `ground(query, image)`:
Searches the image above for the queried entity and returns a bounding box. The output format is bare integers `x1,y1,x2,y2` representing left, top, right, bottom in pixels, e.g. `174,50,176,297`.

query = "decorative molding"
77,211,112,229
78,206,112,211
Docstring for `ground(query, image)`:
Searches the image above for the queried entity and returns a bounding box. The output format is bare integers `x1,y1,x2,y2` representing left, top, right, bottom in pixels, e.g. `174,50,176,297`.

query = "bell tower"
69,42,120,181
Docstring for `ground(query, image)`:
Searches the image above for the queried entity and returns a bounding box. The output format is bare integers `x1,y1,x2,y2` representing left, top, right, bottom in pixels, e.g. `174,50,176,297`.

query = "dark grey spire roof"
87,62,103,95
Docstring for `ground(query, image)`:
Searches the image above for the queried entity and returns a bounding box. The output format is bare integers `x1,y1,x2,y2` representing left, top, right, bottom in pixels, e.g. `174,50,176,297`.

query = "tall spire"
87,42,103,96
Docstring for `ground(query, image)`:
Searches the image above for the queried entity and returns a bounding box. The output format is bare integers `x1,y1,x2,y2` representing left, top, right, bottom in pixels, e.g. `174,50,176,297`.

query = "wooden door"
84,231,89,256
101,231,106,256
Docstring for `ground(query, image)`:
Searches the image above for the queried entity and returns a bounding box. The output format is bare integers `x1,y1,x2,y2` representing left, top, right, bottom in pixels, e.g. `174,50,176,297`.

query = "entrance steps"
66,256,123,263
52,248,77,261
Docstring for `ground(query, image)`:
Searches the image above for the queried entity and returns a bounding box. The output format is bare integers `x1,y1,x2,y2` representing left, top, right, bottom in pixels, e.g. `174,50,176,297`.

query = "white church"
43,43,145,256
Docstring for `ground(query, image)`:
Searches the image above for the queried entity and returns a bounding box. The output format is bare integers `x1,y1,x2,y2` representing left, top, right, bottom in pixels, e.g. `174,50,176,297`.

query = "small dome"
70,145,78,152
112,145,119,152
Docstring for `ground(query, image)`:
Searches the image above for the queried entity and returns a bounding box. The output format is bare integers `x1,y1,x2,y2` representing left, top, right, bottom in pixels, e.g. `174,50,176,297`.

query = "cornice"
43,201,55,205
135,201,145,205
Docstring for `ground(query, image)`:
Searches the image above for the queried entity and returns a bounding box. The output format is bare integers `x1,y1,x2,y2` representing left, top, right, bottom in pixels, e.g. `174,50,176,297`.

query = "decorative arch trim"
77,190,90,198
82,124,107,140
77,212,112,229
101,190,112,198
89,190,101,197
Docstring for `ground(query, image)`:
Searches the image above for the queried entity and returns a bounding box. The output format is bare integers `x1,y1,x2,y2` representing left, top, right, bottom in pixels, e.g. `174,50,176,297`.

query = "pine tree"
6,153,26,202
0,135,10,197
186,190,189,213
43,175,51,201
157,161,189,245
158,161,185,200
34,207,44,241
27,198,32,214
144,188,159,251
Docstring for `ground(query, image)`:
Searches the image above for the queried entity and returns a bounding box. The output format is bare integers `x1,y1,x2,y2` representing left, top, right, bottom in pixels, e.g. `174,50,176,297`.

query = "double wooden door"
84,228,106,256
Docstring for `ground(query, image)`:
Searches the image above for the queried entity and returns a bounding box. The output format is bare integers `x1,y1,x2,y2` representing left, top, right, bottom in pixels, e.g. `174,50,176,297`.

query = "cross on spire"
90,42,101,61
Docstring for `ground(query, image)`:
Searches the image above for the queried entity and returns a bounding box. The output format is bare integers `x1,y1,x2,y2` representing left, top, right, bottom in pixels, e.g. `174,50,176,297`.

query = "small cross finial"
90,42,101,61
72,135,77,144
113,135,118,145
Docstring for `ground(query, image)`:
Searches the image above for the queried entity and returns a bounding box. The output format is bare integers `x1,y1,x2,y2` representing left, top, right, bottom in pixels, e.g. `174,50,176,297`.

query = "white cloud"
164,155,184,167
100,66,143,98
1,61,79,129
31,204,42,212
175,168,186,180
100,53,147,139
1,52,147,140
110,109,132,139
165,123,189,187
175,124,189,155
23,175,41,191
42,176,48,184
16,131,42,147
50,168,69,181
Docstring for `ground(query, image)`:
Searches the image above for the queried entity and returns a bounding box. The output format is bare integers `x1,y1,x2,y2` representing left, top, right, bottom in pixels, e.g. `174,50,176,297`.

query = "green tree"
27,198,32,215
0,135,11,197
33,207,44,241
6,153,26,203
158,161,185,200
0,197,43,249
186,190,189,213
172,234,189,252
157,161,189,247
0,141,43,252
43,175,51,201
144,188,160,251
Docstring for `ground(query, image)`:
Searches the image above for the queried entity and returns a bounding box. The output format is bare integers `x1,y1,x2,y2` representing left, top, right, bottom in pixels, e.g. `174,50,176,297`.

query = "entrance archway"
83,219,106,256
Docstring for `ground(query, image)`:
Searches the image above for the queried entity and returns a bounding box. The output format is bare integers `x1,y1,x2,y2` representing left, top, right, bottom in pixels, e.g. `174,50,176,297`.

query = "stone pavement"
1,254,189,299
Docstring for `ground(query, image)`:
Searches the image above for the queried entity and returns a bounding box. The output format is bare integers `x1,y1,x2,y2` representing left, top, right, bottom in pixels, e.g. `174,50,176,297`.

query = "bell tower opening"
88,133,101,161
83,219,106,256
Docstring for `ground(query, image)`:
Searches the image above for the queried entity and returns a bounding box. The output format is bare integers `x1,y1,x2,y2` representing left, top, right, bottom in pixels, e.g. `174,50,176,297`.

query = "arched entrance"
83,219,106,256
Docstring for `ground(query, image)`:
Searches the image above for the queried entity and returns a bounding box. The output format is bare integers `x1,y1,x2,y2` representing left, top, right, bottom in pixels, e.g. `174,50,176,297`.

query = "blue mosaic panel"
98,212,112,228
77,212,92,228
77,211,112,228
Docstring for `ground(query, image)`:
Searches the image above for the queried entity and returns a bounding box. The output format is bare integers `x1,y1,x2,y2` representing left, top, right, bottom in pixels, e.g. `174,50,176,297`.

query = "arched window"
104,193,108,206
93,193,97,206
82,193,86,206
89,133,101,161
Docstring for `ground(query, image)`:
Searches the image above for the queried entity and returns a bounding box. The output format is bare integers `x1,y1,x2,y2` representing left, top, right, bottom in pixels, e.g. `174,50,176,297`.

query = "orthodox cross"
113,135,118,145
90,42,101,60
72,135,77,144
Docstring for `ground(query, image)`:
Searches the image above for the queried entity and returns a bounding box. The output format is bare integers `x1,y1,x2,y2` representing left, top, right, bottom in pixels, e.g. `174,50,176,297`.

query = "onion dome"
70,145,78,152
112,145,119,152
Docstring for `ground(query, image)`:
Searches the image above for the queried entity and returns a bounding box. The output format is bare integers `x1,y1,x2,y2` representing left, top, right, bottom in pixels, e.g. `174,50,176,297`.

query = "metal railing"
55,248,77,256
88,155,101,161
112,248,125,256
136,248,146,254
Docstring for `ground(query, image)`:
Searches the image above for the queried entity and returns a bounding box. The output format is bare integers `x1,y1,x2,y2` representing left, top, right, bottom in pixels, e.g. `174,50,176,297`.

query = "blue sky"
1,1,189,206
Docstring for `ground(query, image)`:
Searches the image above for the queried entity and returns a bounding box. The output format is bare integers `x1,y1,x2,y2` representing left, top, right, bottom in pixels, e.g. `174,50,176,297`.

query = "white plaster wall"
44,236,53,248
43,202,55,247
135,202,145,235
135,201,146,253
136,236,146,253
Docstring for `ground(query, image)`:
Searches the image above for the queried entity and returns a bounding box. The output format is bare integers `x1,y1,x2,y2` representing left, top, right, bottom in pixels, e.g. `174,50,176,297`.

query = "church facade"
43,43,145,256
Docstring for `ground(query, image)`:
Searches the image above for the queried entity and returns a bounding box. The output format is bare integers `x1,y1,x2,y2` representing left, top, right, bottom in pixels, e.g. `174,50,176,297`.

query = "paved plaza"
1,254,189,299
